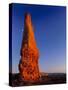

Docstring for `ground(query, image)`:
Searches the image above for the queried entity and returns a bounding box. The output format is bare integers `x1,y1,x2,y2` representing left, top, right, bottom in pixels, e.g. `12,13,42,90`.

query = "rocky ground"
9,73,66,87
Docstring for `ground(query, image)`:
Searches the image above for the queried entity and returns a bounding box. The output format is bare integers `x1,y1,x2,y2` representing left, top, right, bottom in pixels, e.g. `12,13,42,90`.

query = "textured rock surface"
19,13,40,82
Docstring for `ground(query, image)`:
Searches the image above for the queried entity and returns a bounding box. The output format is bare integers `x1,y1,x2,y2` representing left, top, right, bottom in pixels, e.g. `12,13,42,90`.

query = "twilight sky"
12,3,66,73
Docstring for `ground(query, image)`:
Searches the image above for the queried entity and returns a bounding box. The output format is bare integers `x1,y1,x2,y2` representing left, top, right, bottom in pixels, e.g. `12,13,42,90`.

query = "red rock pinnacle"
19,13,40,82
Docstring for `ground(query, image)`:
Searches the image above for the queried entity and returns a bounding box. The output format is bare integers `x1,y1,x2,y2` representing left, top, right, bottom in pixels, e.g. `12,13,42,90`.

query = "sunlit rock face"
19,13,40,82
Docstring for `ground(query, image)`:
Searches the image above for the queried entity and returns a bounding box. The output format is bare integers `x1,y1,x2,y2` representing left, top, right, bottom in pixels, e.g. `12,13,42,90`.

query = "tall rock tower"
19,13,40,82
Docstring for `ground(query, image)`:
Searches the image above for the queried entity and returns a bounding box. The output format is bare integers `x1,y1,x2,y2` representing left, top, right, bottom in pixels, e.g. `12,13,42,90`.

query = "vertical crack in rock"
19,13,40,82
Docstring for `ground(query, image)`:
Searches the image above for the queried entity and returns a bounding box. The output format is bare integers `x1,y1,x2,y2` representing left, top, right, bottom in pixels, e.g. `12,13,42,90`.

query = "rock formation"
19,13,40,82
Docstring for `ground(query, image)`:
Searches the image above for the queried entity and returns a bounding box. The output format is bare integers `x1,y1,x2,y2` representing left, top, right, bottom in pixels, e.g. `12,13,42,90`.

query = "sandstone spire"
19,13,40,82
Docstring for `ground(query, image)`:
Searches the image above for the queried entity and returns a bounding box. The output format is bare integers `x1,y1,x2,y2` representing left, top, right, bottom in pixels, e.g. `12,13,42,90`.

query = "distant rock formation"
19,13,40,82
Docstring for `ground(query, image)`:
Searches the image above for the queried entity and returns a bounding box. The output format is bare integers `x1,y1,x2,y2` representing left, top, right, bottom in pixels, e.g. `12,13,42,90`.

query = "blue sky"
12,3,66,73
